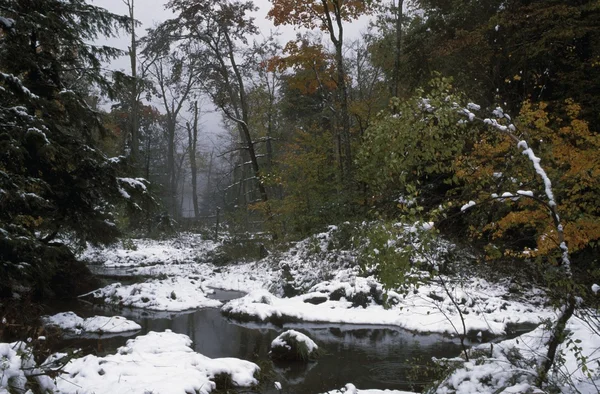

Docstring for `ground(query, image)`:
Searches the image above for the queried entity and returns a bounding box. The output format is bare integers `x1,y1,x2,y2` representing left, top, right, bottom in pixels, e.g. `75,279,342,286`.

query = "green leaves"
356,76,472,211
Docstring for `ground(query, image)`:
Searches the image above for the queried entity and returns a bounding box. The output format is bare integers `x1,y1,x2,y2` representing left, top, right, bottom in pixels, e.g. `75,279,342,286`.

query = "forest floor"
2,226,598,393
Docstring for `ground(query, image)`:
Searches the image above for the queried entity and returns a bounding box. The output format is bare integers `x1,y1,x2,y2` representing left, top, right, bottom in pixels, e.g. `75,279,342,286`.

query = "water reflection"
46,291,463,393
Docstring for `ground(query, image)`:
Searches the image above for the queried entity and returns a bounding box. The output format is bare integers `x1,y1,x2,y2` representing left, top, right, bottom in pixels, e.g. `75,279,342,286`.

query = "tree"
153,0,269,206
356,77,469,212
145,51,199,217
394,0,600,122
268,0,380,182
0,0,144,299
186,101,201,218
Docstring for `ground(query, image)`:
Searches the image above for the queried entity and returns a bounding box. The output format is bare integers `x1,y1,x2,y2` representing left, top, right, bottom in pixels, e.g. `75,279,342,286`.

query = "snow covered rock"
56,330,260,394
270,329,319,362
42,312,141,335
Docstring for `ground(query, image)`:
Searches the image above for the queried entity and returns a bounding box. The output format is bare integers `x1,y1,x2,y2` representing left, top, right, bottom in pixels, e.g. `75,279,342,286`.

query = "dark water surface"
46,289,464,393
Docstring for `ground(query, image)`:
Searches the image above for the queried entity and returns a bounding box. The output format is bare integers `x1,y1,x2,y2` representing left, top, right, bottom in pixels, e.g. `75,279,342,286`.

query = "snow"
517,141,556,207
117,177,148,192
81,228,551,339
592,284,600,294
222,276,552,336
81,233,220,268
68,226,589,393
516,190,534,197
42,312,141,335
0,73,38,99
88,277,222,311
56,330,260,394
323,384,416,394
274,381,282,390
466,103,480,111
0,342,57,393
271,329,318,353
0,17,15,29
118,186,130,199
26,127,50,145
435,316,600,393
460,201,476,212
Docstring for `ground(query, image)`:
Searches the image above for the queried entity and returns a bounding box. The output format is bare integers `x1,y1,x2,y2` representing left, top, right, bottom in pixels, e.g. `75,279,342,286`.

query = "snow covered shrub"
269,330,319,362
0,341,58,393
359,221,456,293
268,225,359,297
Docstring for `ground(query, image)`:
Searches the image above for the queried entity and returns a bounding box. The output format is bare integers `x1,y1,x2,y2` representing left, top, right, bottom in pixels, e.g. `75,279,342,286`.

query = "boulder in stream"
269,329,319,362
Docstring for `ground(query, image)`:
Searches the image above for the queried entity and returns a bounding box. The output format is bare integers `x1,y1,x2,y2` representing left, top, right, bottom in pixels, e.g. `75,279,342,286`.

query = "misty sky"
91,0,370,143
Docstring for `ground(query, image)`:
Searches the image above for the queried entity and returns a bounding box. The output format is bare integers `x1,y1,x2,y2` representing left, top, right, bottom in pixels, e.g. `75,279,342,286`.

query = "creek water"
47,266,476,394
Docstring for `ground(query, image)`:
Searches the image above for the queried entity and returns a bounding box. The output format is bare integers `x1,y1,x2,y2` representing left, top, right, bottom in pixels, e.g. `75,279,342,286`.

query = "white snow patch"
516,190,534,197
436,316,600,393
223,277,551,336
56,330,259,394
42,312,140,335
461,201,476,212
89,277,221,312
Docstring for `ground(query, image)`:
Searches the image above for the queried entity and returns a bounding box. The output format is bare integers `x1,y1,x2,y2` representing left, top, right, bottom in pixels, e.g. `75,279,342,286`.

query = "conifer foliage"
0,0,138,299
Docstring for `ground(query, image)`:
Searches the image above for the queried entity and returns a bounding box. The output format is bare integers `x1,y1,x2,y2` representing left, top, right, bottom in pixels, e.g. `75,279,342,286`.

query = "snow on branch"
0,72,38,99
458,102,571,276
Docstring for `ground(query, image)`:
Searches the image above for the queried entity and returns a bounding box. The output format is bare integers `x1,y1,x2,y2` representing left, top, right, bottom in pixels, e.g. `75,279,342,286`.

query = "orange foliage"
456,100,600,259
270,39,337,95
267,0,376,30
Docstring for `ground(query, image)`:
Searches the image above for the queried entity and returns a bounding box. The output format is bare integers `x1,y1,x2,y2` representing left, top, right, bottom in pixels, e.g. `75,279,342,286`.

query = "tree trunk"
186,101,200,218
127,0,139,164
202,149,214,216
392,0,404,98
167,116,177,216
322,0,352,183
223,30,268,203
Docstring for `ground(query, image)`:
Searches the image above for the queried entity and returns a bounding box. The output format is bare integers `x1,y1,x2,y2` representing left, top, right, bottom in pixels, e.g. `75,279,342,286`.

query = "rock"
270,330,319,362
304,296,328,305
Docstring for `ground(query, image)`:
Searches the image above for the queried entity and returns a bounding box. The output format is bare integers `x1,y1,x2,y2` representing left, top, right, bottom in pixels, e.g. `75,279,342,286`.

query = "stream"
47,277,470,393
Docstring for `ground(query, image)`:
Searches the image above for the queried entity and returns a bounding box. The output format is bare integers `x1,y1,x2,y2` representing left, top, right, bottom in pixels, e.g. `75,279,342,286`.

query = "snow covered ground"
222,275,551,336
80,229,552,336
432,315,600,394
81,233,220,268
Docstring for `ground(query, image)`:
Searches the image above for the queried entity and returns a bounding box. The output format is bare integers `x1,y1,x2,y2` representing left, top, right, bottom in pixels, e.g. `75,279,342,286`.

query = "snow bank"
42,312,140,335
323,383,417,394
56,330,259,394
88,277,221,311
223,276,552,336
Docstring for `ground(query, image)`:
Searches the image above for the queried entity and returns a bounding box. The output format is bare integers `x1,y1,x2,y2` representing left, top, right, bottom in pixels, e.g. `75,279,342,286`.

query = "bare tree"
153,0,269,205
146,51,199,216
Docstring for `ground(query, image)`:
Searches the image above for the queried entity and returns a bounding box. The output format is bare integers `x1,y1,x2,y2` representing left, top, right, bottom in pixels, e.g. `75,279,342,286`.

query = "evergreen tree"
0,0,145,299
